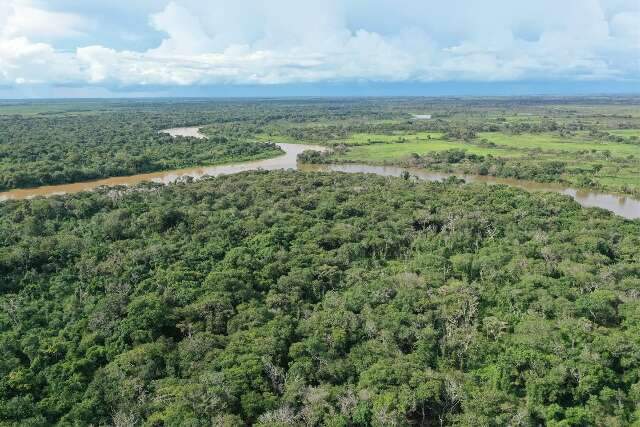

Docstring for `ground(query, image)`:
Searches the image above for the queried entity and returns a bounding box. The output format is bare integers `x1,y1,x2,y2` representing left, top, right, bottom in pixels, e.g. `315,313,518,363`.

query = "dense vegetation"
250,97,640,196
2,97,639,194
0,113,281,191
1,171,639,426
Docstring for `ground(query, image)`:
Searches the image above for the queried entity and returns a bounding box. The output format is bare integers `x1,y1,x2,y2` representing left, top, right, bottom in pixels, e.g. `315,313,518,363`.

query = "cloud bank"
1,0,639,91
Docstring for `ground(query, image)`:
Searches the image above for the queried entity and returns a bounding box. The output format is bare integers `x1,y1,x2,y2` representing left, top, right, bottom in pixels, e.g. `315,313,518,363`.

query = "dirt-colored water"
1,127,639,220
0,143,324,202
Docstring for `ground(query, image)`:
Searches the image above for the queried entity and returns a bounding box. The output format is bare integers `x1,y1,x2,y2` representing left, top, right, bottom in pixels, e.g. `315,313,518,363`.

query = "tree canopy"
1,171,639,425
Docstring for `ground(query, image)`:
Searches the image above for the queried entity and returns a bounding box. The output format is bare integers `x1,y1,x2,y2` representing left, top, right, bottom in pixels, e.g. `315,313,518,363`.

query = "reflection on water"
0,143,324,202
161,127,207,139
1,127,639,220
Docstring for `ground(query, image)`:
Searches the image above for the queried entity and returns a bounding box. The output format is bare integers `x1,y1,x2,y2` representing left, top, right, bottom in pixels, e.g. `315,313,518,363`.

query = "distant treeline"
0,113,281,191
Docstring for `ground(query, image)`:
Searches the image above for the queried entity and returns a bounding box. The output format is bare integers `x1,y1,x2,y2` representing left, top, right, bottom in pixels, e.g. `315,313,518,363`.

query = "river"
1,127,639,220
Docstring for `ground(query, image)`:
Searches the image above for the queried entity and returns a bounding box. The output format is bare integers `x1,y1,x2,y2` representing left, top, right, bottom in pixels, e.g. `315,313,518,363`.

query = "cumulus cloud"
1,0,91,40
0,0,638,88
0,0,91,84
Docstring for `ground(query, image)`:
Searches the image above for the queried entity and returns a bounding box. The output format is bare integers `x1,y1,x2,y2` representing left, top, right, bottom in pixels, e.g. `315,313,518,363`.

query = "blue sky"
1,0,639,98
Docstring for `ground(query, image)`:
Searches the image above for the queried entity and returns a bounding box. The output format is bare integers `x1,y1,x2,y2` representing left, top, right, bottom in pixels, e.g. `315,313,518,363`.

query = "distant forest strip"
1,171,639,425
0,113,281,191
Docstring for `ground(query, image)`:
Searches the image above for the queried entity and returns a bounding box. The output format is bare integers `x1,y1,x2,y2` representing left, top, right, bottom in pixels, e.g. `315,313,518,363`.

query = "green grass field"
336,139,522,162
607,129,640,138
255,130,444,146
333,131,444,145
478,132,640,156
316,130,640,194
321,131,640,162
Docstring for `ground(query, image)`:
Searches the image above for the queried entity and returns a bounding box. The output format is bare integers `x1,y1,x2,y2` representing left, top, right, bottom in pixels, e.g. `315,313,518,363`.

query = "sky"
0,0,639,98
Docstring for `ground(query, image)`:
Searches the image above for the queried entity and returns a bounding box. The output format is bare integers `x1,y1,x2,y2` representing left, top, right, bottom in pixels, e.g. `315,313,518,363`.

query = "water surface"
162,127,207,138
301,163,640,220
1,127,639,220
0,142,324,202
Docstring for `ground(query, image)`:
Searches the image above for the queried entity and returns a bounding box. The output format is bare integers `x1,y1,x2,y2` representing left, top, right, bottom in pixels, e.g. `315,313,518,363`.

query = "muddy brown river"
1,127,639,220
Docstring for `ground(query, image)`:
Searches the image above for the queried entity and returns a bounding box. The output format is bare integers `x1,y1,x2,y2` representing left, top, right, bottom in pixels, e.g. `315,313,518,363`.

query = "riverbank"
300,162,640,220
258,129,640,198
1,127,639,220
0,127,324,202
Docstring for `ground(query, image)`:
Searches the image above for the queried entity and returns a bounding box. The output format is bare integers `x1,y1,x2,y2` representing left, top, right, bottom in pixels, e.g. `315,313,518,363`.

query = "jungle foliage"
1,171,639,426
0,112,281,191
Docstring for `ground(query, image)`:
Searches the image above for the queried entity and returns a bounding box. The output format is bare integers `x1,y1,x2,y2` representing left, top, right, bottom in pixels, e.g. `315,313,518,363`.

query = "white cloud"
0,0,91,84
0,0,638,88
1,0,90,40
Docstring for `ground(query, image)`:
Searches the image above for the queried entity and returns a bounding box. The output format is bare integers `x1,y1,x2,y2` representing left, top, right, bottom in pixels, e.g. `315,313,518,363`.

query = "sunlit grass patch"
336,140,522,162
478,132,640,156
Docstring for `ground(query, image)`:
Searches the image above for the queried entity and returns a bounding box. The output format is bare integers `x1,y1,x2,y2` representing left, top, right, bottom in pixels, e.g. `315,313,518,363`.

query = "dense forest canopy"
0,113,281,191
1,171,639,425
